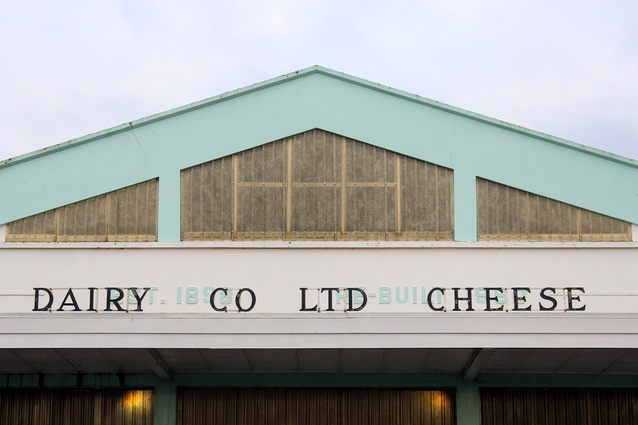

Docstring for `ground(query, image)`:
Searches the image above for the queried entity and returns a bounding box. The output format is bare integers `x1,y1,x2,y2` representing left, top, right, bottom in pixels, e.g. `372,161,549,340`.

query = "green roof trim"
3,65,637,169
2,66,637,240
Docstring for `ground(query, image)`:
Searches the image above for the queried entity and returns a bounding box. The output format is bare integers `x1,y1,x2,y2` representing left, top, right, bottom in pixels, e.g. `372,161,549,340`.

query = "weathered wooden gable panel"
6,179,158,242
181,129,453,241
477,178,631,241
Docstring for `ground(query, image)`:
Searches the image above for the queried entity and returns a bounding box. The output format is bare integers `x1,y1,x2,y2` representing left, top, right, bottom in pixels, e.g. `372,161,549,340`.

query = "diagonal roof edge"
2,65,637,169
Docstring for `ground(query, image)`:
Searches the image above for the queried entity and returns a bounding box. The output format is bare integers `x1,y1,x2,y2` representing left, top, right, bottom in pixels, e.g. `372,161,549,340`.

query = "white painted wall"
0,242,637,349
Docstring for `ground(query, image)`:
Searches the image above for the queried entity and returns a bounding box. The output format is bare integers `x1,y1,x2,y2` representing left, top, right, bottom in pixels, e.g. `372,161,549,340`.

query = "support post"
158,170,181,242
154,380,177,425
454,170,477,241
456,381,480,425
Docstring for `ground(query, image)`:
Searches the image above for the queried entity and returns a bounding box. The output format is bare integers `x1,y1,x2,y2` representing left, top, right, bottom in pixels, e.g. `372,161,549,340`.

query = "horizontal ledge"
0,313,636,334
1,333,637,349
1,241,638,249
2,311,638,319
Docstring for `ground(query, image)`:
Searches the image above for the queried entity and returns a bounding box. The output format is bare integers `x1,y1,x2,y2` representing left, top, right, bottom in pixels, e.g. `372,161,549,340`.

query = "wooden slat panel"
477,178,632,242
6,180,158,242
0,389,153,425
481,388,638,425
182,129,453,241
235,140,286,237
292,187,339,232
399,159,452,235
178,388,454,425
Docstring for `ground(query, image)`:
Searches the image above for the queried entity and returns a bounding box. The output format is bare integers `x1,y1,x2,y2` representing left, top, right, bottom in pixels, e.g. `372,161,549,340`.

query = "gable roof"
4,66,637,169
1,65,637,240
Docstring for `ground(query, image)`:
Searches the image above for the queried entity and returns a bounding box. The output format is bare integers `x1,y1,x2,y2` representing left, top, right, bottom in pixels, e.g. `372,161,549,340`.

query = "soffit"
1,348,637,376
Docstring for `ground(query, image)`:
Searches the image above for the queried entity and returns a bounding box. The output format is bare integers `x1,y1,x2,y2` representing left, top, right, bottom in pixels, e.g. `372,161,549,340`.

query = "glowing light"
429,391,451,410
423,391,452,414
123,390,149,410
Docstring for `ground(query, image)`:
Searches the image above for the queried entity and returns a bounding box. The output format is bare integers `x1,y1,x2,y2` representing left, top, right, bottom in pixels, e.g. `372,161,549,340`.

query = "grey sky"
1,0,637,161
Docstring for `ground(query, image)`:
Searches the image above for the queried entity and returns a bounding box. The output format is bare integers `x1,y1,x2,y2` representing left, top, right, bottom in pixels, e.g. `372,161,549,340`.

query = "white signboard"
1,244,636,315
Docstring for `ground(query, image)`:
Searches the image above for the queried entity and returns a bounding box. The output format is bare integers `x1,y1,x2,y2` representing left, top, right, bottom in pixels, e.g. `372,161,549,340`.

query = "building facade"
1,66,638,424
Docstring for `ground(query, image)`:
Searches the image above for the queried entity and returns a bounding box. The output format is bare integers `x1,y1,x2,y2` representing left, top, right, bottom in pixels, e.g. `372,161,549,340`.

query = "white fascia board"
0,314,637,349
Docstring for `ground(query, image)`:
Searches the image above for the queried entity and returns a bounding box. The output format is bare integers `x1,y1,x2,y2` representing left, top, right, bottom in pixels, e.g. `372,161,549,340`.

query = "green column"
456,381,480,425
154,380,177,425
158,170,181,242
454,169,477,241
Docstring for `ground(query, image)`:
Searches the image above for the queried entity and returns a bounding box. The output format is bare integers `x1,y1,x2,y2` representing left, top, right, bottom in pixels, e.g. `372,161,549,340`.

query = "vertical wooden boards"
477,178,632,242
181,129,453,241
177,388,455,425
6,180,158,242
0,389,153,425
481,388,638,425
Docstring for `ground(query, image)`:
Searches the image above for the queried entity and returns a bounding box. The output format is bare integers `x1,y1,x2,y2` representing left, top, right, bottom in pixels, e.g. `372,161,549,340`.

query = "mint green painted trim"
2,66,638,235
0,373,158,388
456,381,480,425
3,374,39,387
158,170,181,242
171,372,638,390
172,372,463,388
4,66,637,170
154,380,177,425
454,170,477,241
2,372,636,390
0,69,320,168
477,373,638,388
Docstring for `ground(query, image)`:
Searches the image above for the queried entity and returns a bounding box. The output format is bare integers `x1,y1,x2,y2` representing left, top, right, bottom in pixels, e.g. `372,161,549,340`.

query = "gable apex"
1,67,638,236
3,65,636,170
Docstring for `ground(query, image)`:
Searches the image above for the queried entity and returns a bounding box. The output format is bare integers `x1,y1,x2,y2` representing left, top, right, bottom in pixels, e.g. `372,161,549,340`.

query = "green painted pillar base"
456,381,480,425
154,380,177,425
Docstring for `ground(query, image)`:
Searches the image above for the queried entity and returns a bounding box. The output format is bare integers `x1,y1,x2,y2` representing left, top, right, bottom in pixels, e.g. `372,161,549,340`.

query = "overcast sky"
1,0,637,162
